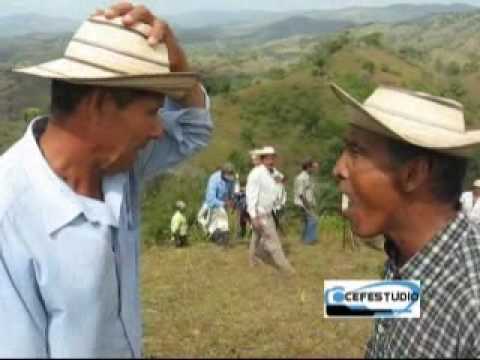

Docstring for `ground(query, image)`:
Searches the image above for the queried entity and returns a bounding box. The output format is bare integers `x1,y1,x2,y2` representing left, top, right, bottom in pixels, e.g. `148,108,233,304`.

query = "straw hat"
176,200,186,210
473,179,480,188
330,83,480,158
256,146,276,156
13,15,198,99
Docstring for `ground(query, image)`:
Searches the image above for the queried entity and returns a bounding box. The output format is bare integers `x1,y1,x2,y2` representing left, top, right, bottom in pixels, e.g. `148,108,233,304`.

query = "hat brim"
14,58,198,99
330,82,480,158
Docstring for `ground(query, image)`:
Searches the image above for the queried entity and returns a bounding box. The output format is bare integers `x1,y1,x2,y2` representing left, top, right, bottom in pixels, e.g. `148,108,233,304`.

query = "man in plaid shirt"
330,82,480,358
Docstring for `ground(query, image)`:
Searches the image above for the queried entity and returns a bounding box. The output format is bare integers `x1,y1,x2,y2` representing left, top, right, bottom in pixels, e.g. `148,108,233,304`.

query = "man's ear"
399,157,431,193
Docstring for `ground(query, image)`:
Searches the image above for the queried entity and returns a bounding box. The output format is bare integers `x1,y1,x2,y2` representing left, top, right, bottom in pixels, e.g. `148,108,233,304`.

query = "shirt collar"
385,212,468,282
21,117,127,235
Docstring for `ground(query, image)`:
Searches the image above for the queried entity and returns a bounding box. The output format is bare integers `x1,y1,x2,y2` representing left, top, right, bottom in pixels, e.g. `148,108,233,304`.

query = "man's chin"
346,211,381,238
351,221,383,239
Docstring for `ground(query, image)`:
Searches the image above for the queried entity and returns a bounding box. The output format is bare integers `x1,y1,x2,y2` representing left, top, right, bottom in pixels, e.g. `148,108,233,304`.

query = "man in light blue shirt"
205,163,235,210
0,3,212,358
198,163,235,245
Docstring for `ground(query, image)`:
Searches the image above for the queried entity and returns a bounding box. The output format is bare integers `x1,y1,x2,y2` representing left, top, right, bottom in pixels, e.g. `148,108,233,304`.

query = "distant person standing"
233,181,249,239
294,160,319,245
460,179,480,224
171,201,188,247
200,162,235,246
246,146,295,274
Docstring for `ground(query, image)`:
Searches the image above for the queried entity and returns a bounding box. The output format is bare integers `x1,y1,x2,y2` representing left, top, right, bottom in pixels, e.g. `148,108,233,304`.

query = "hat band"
365,103,464,133
71,37,170,68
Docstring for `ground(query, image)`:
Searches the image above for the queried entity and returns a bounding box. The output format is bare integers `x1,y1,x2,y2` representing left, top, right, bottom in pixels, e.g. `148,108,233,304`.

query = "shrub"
359,32,383,48
445,61,461,76
362,61,376,75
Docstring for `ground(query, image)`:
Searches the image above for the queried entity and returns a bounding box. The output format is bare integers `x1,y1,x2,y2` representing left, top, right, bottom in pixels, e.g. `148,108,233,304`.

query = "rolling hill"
356,9,480,66
305,3,476,23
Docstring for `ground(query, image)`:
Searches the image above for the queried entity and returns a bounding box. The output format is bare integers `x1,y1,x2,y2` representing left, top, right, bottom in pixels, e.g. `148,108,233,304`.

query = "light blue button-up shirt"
0,95,212,358
204,170,234,209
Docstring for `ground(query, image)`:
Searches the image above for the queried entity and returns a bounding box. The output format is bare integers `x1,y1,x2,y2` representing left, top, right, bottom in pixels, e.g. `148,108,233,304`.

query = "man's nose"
150,120,165,139
332,151,348,184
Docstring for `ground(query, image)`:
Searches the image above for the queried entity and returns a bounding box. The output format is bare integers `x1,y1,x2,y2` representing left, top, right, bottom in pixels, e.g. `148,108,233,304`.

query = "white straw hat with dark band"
13,15,198,99
330,82,480,158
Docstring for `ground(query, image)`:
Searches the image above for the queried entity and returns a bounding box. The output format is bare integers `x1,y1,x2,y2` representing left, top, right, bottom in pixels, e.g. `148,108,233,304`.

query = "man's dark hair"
302,159,313,171
50,79,162,117
386,137,467,210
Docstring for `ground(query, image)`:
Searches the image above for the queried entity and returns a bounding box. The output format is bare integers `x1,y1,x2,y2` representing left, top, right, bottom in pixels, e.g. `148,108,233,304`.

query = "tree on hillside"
445,61,461,76
362,61,376,75
359,32,383,48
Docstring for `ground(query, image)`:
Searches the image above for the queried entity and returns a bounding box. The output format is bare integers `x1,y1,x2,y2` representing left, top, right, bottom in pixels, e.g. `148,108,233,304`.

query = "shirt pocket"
44,221,119,313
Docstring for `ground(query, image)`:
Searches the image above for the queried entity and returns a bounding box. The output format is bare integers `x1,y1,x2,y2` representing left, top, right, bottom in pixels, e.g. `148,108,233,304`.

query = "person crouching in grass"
171,200,188,247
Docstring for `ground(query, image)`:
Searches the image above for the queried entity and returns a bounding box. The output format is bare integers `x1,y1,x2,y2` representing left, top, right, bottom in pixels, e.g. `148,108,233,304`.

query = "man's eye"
347,145,361,156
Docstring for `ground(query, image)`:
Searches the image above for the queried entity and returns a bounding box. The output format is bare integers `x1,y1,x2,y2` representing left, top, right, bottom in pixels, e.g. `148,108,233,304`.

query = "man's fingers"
148,19,167,45
121,5,155,26
104,1,134,19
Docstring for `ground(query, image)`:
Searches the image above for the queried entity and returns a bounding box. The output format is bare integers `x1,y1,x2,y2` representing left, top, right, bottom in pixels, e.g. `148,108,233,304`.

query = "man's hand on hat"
94,2,205,108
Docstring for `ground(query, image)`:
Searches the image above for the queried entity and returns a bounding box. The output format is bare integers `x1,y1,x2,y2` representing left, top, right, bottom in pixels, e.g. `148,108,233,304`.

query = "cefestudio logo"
324,280,421,319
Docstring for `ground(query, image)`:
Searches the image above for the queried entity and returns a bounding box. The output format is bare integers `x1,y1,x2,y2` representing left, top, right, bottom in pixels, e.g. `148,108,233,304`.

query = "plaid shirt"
366,212,480,358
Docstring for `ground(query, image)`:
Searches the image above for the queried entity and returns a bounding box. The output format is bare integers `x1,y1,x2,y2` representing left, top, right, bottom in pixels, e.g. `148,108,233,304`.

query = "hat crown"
64,16,170,77
364,86,465,133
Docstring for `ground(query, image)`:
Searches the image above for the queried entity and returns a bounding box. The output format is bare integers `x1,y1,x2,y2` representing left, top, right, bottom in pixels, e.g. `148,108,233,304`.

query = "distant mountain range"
0,3,476,38
0,13,79,37
172,3,476,45
168,3,476,28
304,3,476,24
176,16,354,45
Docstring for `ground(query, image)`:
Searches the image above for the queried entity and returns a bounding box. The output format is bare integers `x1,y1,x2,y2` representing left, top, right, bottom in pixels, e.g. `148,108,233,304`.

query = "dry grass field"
141,222,385,358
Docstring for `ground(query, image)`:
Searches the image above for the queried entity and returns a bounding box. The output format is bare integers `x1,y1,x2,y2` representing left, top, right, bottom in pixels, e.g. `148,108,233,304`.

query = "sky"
2,0,480,18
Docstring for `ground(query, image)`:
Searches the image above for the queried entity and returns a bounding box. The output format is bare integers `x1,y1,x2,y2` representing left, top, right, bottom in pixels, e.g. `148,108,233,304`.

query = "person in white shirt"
294,159,319,244
246,146,295,274
460,179,480,224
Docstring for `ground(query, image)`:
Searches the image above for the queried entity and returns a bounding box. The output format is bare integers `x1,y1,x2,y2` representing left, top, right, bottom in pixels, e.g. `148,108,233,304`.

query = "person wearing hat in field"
199,162,235,246
171,200,188,247
246,146,295,274
460,179,480,224
294,159,320,244
331,82,480,358
0,2,212,358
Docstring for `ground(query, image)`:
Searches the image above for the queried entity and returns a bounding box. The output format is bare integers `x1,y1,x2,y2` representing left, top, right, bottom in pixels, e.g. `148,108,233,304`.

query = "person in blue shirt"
0,2,212,358
199,162,235,246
